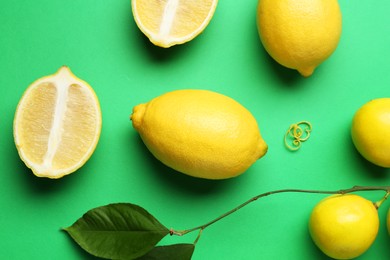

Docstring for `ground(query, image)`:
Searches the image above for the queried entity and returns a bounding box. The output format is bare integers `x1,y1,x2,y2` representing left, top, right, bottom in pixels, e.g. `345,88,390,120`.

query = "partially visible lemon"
257,0,342,77
131,0,218,48
130,89,268,179
13,66,102,179
351,98,390,167
309,194,379,259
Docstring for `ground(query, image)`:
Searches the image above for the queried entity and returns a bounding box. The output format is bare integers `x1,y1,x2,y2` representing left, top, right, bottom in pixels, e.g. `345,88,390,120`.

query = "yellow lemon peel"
284,121,312,151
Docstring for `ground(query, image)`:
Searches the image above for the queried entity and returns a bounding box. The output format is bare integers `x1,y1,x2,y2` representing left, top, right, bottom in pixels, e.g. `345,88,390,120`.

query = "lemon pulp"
13,66,102,178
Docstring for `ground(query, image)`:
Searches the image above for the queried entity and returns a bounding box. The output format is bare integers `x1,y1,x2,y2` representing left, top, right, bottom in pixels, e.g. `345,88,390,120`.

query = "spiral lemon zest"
284,121,312,151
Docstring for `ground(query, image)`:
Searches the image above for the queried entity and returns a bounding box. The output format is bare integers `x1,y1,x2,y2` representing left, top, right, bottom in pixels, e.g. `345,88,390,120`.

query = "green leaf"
136,244,195,260
63,203,169,260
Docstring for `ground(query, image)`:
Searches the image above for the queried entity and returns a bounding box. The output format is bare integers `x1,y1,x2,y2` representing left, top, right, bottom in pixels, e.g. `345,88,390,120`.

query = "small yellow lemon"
351,98,390,167
130,89,268,179
257,0,342,77
309,194,379,259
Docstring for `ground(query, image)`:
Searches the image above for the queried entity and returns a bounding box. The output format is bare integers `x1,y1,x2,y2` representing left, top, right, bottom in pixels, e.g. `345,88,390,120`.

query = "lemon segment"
130,89,268,179
257,0,342,77
131,0,218,48
309,194,379,259
13,66,102,179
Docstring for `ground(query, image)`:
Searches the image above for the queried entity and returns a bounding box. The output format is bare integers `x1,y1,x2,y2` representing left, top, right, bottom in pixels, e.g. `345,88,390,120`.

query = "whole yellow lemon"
351,98,390,167
130,89,268,179
257,0,342,77
309,194,379,259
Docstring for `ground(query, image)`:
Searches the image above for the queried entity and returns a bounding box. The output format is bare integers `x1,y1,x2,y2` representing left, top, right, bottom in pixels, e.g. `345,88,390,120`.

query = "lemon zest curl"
284,121,312,151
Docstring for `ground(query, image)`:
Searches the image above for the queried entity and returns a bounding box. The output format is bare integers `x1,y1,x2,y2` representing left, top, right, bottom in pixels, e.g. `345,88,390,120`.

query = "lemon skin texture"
257,0,342,77
130,89,268,180
351,98,390,168
309,194,379,259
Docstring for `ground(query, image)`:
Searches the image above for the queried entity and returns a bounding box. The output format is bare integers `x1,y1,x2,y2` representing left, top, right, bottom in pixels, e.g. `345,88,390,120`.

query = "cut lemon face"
132,0,218,48
13,66,102,179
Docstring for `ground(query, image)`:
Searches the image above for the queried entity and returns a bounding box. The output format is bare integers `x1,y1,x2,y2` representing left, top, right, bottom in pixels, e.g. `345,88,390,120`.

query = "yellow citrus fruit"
309,194,379,259
130,89,268,179
257,0,342,77
351,98,390,167
13,66,102,179
131,0,218,48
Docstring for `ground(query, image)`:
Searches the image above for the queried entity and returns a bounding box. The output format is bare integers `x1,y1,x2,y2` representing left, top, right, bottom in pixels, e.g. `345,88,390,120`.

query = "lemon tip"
298,66,315,77
131,104,146,130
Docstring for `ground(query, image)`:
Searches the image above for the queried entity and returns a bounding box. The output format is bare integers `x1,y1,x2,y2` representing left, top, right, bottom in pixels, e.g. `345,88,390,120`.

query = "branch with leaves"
63,185,390,260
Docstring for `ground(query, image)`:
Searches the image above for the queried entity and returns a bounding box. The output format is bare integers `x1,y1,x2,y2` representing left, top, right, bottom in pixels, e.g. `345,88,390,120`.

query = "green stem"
374,191,390,209
171,185,390,236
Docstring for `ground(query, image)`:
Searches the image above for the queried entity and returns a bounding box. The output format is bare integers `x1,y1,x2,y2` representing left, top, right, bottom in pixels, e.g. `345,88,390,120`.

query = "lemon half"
132,0,218,48
14,66,102,178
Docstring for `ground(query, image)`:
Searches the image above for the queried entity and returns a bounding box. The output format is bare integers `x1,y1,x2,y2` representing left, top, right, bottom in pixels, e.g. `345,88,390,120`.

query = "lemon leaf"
136,244,195,260
64,203,169,259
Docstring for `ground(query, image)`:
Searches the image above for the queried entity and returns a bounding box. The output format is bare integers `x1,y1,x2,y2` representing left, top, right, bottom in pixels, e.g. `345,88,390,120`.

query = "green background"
1,0,390,259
